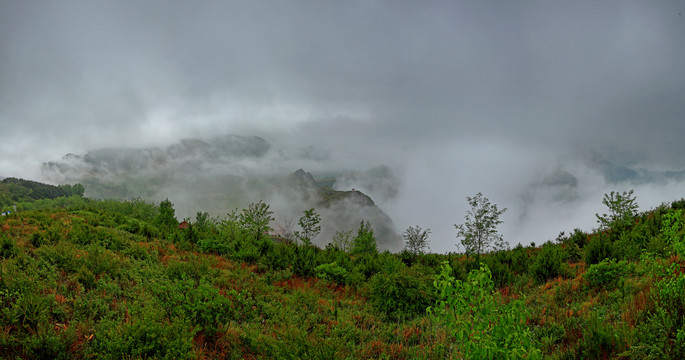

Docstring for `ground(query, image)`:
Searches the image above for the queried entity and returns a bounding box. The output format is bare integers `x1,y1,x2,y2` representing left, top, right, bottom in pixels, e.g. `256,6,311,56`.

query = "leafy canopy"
294,208,321,246
402,225,430,255
455,192,507,258
351,220,377,255
154,198,179,230
596,190,638,230
238,200,274,242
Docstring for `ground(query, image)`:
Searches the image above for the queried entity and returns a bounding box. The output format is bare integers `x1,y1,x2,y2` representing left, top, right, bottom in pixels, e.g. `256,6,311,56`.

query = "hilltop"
0,177,84,208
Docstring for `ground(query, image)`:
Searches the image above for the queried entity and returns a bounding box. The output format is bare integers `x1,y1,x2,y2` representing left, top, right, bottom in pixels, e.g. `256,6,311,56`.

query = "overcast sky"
2,1,685,252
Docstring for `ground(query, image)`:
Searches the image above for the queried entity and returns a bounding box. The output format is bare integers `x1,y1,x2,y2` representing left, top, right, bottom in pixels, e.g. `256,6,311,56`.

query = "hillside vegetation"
1,180,684,359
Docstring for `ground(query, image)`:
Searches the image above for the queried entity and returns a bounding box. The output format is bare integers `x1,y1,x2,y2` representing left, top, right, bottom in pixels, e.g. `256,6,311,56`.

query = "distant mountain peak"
289,169,316,187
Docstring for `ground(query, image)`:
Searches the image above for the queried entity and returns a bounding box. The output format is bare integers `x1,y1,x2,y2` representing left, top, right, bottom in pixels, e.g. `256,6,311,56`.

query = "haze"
2,1,685,252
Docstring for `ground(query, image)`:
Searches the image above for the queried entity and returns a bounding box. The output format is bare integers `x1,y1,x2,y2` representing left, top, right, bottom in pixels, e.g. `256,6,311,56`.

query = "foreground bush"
428,261,541,359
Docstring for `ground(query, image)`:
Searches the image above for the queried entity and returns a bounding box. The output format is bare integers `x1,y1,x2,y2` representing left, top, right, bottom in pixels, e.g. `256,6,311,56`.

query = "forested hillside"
0,181,684,359
0,178,84,208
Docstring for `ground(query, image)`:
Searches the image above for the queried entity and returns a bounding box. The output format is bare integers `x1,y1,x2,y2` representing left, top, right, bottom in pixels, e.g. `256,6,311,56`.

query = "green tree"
331,230,354,252
530,242,563,284
402,225,430,255
351,220,377,255
596,190,638,230
662,209,685,256
71,183,85,197
455,192,507,259
238,200,274,242
154,198,179,230
294,208,321,246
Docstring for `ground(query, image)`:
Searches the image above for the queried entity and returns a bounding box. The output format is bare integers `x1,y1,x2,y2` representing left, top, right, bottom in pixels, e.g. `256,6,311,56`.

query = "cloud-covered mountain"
42,134,402,250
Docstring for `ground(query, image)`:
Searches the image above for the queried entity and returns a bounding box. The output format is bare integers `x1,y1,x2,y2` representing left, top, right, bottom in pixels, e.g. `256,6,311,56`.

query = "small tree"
403,225,430,255
596,190,638,230
295,208,321,246
331,230,354,252
154,198,179,230
277,217,296,242
351,220,377,255
239,200,274,242
455,192,507,259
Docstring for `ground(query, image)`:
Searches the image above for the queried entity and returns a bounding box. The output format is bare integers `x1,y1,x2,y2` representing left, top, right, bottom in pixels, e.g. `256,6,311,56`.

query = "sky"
2,1,685,252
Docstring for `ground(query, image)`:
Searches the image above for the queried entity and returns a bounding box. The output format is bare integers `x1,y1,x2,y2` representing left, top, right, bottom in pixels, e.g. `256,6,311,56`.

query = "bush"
77,265,97,292
612,231,642,261
261,242,295,270
198,234,235,255
483,252,513,288
29,232,45,248
584,233,613,265
369,267,434,321
567,228,588,249
24,321,74,360
672,198,685,210
315,262,349,285
292,245,319,277
584,259,631,290
94,313,196,360
510,243,531,274
350,220,377,255
577,311,621,359
531,243,563,284
428,262,541,359
352,253,383,280
0,237,18,259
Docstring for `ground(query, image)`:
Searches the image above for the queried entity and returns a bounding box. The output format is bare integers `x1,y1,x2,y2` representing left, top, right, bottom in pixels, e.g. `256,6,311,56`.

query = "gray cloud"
2,1,685,252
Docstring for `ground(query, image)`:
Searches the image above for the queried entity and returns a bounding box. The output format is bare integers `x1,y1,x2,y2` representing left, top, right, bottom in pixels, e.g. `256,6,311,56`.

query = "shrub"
563,242,583,262
567,228,588,248
77,265,97,292
44,224,63,244
350,220,378,255
315,262,349,285
510,243,531,274
369,267,434,321
531,243,563,284
29,232,45,248
292,245,319,277
612,231,642,261
672,198,685,210
0,237,18,259
584,259,631,290
12,292,50,332
577,311,621,359
198,234,235,255
36,242,80,272
261,242,295,270
94,313,196,360
398,248,417,267
584,233,613,265
483,251,513,288
428,262,541,359
352,253,383,280
661,210,685,256
166,256,213,284
24,321,74,360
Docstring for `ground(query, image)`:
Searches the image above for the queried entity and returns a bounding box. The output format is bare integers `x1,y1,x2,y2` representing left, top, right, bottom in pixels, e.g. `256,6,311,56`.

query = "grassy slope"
0,195,684,359
0,204,447,359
